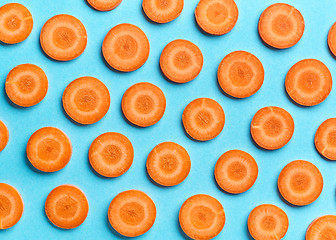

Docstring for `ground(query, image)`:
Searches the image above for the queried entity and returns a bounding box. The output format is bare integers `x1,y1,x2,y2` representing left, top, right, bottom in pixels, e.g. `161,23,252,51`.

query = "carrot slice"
122,82,166,127
87,0,122,11
102,23,150,72
328,22,336,57
218,51,264,98
248,204,289,240
142,0,184,23
40,14,87,61
45,185,88,229
62,76,110,125
89,132,134,177
0,121,9,153
179,194,225,240
160,39,203,83
251,106,294,150
0,3,33,44
108,190,156,237
306,215,336,240
258,3,305,49
195,0,238,35
0,183,23,229
315,118,336,160
26,127,72,172
215,150,258,194
182,98,225,141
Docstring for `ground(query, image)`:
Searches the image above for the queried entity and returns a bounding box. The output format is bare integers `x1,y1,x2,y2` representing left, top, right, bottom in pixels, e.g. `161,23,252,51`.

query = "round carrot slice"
122,82,166,127
89,132,134,178
102,23,150,72
40,14,87,61
195,0,238,35
315,118,336,160
179,194,225,240
87,0,122,11
306,215,336,240
215,150,258,194
248,204,289,240
182,98,225,141
258,3,305,49
251,106,294,150
0,183,23,229
142,0,184,23
0,3,33,44
45,185,88,229
0,121,9,153
62,76,110,125
26,127,72,172
160,39,203,83
218,51,264,98
328,22,336,57
108,190,156,237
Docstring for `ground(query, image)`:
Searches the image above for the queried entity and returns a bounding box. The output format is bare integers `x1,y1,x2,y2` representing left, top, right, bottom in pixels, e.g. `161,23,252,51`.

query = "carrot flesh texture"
87,0,122,11
328,22,336,57
143,0,184,23
306,215,336,240
315,118,336,160
0,121,9,152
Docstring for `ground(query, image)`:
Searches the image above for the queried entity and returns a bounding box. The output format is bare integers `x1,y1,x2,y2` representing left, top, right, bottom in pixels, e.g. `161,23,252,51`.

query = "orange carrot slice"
195,0,238,35
40,14,87,61
89,132,134,178
160,39,203,83
251,106,294,150
306,215,336,240
102,23,150,72
315,118,336,160
87,0,122,11
0,121,9,153
5,64,48,107
142,0,184,23
122,82,166,127
108,190,156,237
248,204,289,240
179,194,225,240
258,3,305,49
0,183,23,229
0,3,33,44
182,98,225,141
218,51,264,98
45,185,88,229
215,150,258,194
328,22,336,57
26,127,72,172
146,142,191,186
62,76,110,125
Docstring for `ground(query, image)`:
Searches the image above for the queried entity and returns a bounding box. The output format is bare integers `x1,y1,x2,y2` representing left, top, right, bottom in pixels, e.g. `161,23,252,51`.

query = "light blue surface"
1,0,336,239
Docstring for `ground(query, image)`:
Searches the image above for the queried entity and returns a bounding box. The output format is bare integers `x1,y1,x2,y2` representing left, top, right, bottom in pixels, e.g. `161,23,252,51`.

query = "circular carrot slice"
62,76,110,125
179,194,225,240
328,22,336,57
306,215,336,240
182,98,225,141
248,204,289,240
45,185,88,229
122,82,166,127
89,132,134,178
102,23,150,72
215,150,258,194
142,0,184,23
0,3,33,44
87,0,122,11
160,39,203,83
146,142,191,186
0,183,23,229
108,190,156,237
0,121,9,153
195,0,238,35
218,51,264,98
315,118,336,160
26,127,72,172
258,3,305,49
251,106,294,150
40,14,87,61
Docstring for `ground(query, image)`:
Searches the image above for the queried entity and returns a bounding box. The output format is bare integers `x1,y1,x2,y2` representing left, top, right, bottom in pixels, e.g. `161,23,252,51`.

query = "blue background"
1,0,336,239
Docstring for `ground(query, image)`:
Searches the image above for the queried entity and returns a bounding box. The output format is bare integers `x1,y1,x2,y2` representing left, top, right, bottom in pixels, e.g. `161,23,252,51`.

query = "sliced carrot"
218,51,264,98
251,106,294,150
0,3,33,44
40,14,87,61
62,76,110,125
306,215,336,240
195,0,238,35
182,98,225,141
87,0,122,11
215,150,258,194
315,118,336,160
26,127,72,172
108,190,156,237
0,121,9,153
142,0,184,23
45,185,88,229
179,194,225,240
160,39,203,83
122,82,166,127
102,23,150,72
248,204,289,240
328,22,336,57
89,132,134,178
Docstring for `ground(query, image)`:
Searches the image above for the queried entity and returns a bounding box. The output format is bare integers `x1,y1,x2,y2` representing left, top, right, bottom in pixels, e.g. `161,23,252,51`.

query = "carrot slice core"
306,215,336,240
315,118,336,160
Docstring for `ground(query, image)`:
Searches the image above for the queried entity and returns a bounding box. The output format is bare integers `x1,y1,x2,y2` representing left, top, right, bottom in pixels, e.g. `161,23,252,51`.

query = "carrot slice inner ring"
206,3,228,24
297,70,320,93
74,88,98,112
263,116,283,137
155,0,173,9
272,14,293,36
37,138,61,161
229,62,253,87
120,202,145,225
328,131,336,147
260,216,276,231
0,195,11,217
190,206,215,229
5,14,21,31
55,196,78,219
114,34,138,59
289,172,310,192
53,26,77,49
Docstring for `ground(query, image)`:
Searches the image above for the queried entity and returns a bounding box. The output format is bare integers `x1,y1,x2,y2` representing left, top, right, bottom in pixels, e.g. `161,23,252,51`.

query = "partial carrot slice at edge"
142,0,184,23
87,0,122,11
0,121,9,152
